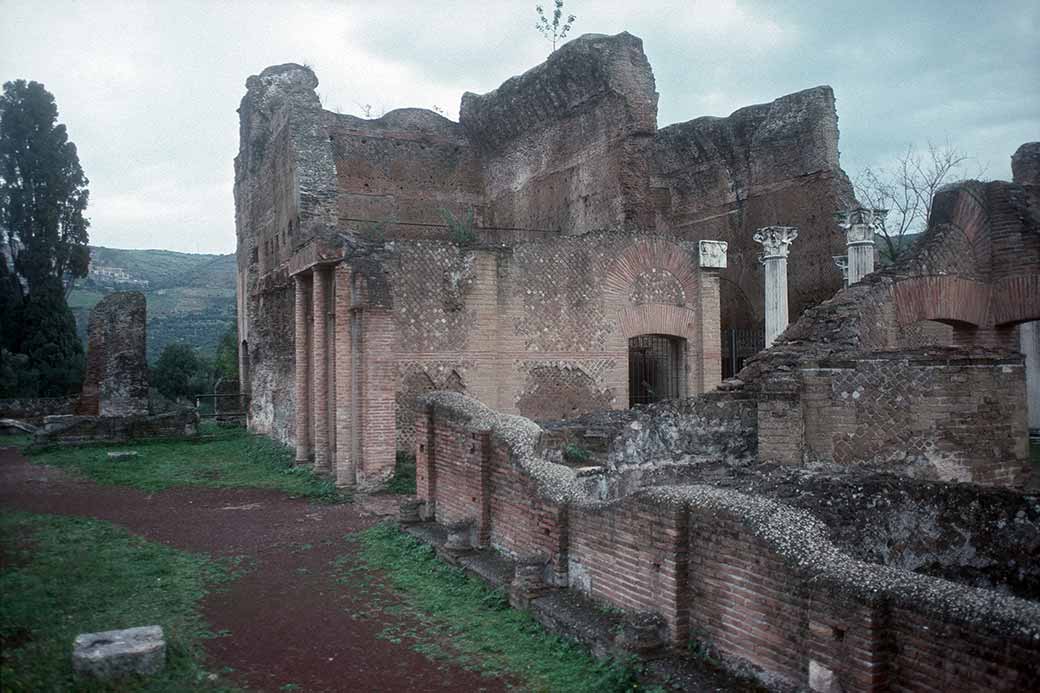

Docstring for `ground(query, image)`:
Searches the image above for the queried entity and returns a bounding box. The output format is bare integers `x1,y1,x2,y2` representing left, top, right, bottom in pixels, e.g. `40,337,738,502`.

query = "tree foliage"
0,80,90,294
0,80,89,396
535,1,577,52
852,140,979,264
213,325,239,383
0,282,84,397
152,343,213,403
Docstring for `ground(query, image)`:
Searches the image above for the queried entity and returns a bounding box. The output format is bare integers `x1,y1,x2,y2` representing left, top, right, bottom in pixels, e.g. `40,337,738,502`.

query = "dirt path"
0,446,508,692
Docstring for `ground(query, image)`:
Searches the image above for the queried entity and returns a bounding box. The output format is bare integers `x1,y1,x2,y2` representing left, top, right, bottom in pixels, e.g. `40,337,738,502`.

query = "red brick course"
417,400,1040,691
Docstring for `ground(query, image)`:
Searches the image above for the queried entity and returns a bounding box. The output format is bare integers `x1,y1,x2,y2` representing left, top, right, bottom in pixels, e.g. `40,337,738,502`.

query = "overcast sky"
2,0,1037,255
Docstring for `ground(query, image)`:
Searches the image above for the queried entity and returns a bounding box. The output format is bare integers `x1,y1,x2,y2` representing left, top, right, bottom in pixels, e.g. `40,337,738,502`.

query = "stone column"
753,226,799,348
835,207,886,285
833,256,849,287
312,265,331,472
293,274,312,465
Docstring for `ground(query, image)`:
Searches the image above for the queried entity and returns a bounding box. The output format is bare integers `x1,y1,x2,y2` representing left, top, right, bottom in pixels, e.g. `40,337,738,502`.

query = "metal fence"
193,393,248,419
721,324,766,380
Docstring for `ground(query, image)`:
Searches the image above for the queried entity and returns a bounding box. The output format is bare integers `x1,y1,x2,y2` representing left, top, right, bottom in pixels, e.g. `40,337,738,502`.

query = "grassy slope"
26,424,346,503
0,512,240,692
344,523,655,693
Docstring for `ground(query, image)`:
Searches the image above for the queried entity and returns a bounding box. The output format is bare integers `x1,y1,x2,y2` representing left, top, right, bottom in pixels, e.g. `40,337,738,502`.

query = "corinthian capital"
835,207,887,245
753,226,799,261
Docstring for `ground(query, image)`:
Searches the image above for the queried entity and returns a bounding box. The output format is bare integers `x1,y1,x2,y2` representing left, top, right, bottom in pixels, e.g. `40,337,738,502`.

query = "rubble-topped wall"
652,87,853,329
416,392,1040,691
461,32,658,233
78,292,148,417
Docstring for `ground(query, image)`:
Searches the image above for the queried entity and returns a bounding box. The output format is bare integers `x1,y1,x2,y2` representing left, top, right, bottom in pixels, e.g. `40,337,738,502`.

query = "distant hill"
69,246,237,362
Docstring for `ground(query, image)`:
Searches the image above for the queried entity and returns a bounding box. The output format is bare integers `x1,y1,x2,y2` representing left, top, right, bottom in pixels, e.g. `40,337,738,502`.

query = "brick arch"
617,304,698,340
893,276,990,328
990,274,1040,326
603,238,698,306
516,365,613,420
901,185,991,281
395,369,465,452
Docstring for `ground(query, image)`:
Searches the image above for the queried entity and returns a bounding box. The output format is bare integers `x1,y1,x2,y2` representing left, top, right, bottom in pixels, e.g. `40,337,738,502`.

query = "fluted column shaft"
754,226,799,348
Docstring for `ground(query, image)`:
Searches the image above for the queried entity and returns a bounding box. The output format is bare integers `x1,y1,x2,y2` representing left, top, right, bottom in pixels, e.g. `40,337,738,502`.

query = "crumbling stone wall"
0,397,77,425
234,63,338,444
1012,141,1040,433
709,177,1040,485
461,32,658,233
78,292,148,417
35,409,198,445
328,110,486,238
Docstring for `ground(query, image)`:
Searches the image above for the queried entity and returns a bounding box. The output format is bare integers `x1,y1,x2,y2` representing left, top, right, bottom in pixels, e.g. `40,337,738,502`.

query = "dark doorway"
628,334,684,407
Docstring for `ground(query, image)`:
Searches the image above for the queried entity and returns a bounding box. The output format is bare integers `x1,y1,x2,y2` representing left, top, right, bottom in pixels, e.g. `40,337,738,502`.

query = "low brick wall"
0,397,78,425
417,393,1040,691
34,409,199,446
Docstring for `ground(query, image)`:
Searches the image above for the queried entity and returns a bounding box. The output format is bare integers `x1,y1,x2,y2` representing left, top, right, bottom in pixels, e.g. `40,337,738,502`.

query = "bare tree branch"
852,140,981,263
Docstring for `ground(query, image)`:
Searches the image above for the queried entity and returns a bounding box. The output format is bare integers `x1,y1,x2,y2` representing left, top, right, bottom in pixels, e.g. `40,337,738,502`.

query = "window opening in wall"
628,334,683,407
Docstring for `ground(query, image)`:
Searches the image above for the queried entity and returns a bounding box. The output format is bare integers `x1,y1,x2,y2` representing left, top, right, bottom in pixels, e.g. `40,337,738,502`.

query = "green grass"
343,522,656,693
26,424,347,502
0,512,241,691
1,434,34,450
384,452,417,495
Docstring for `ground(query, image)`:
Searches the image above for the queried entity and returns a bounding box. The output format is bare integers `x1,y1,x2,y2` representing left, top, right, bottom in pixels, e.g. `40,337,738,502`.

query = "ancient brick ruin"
234,32,852,486
234,30,1040,690
413,172,1040,690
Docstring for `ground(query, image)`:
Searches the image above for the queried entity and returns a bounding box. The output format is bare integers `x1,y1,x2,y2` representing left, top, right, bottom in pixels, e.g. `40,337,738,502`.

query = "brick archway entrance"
628,334,686,407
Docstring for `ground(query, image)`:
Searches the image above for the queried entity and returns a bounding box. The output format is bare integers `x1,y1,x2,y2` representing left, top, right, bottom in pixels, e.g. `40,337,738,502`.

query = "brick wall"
568,498,687,641
799,353,1029,486
287,231,724,487
889,607,1039,691
487,441,567,570
417,396,1040,691
687,510,807,682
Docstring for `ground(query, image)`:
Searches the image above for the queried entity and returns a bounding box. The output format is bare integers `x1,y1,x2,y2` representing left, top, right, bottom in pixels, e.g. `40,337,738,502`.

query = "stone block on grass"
72,625,166,679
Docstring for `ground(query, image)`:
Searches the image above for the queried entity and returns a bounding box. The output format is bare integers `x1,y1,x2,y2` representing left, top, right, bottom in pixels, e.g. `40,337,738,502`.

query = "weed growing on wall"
438,208,478,246
563,443,592,465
